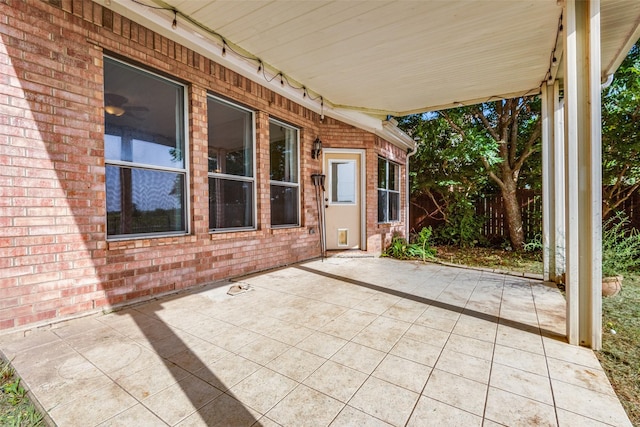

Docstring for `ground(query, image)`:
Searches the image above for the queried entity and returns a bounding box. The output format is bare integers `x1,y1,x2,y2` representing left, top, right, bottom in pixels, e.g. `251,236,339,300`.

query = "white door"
324,152,362,250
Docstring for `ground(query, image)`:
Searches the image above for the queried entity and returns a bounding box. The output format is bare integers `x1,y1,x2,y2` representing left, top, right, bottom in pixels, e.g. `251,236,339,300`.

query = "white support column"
553,82,566,282
564,0,602,349
542,83,553,282
542,80,566,284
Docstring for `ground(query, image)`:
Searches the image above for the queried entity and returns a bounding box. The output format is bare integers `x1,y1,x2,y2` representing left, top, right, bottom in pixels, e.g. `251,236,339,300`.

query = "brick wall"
0,0,407,331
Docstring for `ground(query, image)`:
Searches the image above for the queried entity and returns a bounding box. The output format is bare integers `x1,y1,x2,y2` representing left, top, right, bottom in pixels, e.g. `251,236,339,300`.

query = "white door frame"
323,148,367,250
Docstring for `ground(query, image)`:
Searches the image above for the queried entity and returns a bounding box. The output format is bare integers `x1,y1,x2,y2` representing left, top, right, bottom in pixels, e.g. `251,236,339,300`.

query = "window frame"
207,94,257,233
378,157,401,224
269,118,301,228
104,55,190,241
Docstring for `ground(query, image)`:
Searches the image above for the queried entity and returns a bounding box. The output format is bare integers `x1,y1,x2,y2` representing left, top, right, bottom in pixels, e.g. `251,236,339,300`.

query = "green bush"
602,212,640,277
383,227,436,261
433,197,485,248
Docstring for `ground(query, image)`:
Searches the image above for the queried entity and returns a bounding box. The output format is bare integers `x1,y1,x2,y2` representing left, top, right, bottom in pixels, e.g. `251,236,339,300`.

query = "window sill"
210,227,257,234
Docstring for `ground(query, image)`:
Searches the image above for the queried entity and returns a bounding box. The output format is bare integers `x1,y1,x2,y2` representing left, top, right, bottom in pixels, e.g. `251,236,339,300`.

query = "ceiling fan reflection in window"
104,93,149,119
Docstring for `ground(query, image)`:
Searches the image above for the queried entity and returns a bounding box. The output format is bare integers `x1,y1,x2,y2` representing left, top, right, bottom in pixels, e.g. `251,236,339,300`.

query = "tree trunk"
501,180,525,251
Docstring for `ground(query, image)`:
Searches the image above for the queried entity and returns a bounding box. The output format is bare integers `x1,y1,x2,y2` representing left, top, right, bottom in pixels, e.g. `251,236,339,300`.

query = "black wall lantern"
312,137,322,159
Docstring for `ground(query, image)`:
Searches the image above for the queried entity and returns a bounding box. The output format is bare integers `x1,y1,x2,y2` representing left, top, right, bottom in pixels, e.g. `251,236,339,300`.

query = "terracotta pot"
602,275,623,297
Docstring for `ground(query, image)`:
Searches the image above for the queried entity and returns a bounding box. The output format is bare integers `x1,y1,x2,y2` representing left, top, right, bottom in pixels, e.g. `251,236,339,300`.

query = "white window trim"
104,55,190,241
207,95,257,233
378,157,400,224
269,118,301,228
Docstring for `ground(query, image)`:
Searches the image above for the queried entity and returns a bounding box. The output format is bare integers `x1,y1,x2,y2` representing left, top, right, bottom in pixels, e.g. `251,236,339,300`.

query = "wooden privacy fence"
410,190,542,244
475,190,541,243
410,188,640,244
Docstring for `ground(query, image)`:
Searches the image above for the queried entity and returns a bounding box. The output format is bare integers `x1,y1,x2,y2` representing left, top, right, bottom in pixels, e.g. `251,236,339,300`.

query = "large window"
208,96,255,231
269,119,299,227
378,157,400,223
104,57,187,238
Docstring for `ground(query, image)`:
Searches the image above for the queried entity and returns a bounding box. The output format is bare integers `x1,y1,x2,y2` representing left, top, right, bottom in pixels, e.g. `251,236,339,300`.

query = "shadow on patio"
0,258,632,426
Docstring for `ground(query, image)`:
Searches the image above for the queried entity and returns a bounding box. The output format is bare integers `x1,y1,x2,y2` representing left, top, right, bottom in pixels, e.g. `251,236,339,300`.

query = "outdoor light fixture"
312,137,322,159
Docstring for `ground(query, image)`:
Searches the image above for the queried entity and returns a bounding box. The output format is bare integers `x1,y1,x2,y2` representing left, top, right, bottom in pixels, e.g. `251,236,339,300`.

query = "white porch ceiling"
116,0,640,118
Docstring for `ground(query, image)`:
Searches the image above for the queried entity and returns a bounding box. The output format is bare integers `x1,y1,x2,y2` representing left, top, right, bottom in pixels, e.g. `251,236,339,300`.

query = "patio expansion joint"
479,273,504,424
534,289,565,427
432,259,544,281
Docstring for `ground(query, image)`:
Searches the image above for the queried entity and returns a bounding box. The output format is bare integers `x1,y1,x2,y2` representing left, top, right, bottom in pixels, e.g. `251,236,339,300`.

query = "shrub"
602,212,640,277
433,197,485,248
383,227,436,261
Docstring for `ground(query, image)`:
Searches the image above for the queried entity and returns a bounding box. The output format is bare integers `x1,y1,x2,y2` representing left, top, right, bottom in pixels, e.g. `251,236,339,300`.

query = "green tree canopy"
602,40,640,218
400,96,541,250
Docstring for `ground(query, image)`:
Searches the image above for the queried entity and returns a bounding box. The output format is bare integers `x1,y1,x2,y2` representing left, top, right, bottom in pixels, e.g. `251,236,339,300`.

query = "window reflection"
378,158,400,223
269,120,299,227
331,161,356,204
207,96,255,231
106,166,185,235
104,57,187,238
207,97,253,177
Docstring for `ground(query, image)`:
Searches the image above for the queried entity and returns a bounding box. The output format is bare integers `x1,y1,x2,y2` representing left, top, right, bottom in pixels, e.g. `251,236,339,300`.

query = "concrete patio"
0,257,631,426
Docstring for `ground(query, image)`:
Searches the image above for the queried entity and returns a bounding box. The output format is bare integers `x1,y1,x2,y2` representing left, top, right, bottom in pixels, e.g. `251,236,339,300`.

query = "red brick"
0,0,406,333
0,304,33,322
0,266,33,280
61,284,97,297
19,271,60,286
33,297,71,313
0,319,15,329
20,291,60,305
15,310,57,327
58,301,94,316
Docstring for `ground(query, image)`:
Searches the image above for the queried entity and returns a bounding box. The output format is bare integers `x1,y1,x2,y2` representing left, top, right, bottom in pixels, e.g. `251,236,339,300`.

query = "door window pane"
104,57,187,238
331,161,356,204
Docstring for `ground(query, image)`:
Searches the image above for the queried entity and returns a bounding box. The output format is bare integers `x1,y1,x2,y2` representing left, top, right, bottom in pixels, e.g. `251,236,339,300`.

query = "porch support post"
553,82,566,282
564,0,602,349
542,81,566,283
542,83,553,282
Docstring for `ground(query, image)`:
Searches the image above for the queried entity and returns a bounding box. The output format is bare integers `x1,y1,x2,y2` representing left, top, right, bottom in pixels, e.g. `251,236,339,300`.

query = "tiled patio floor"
0,257,632,426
